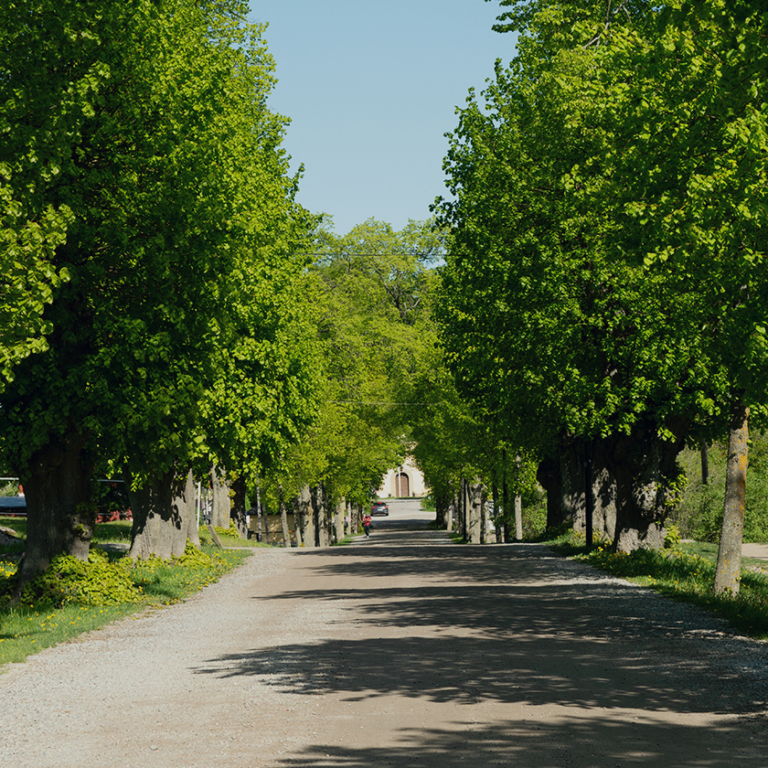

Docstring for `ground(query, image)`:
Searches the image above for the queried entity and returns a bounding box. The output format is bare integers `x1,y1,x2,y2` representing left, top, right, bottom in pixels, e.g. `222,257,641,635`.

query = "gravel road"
1,500,767,767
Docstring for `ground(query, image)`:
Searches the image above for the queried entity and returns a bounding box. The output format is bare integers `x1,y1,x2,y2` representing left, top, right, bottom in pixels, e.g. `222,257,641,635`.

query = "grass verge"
0,544,250,668
546,530,768,639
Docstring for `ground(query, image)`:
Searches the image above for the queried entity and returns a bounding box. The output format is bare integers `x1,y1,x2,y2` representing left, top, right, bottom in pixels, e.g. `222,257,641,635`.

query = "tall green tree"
436,1,708,551
0,0,313,579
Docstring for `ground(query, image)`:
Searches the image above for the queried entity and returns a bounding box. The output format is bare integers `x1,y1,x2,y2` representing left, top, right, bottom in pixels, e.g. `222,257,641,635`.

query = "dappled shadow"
196,542,768,716
196,624,765,716
274,715,768,768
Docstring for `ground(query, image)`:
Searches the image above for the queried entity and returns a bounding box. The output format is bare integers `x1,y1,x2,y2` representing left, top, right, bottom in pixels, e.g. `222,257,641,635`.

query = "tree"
436,1,708,550
0,0,314,580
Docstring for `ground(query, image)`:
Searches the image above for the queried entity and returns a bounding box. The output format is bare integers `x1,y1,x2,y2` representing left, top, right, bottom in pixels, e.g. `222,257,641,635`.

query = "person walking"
363,512,372,538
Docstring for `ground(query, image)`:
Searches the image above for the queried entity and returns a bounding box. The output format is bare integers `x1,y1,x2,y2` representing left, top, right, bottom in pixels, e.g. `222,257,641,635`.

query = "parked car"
370,501,389,517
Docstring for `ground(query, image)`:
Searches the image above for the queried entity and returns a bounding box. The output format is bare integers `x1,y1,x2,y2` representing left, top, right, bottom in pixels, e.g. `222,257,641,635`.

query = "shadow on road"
195,537,768,766
273,715,765,768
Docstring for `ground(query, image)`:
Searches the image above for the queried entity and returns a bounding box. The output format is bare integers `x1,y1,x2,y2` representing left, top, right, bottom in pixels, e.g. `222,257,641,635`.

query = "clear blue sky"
248,1,517,235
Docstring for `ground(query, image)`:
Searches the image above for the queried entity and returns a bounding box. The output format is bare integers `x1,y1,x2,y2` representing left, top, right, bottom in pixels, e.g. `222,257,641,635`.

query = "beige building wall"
377,457,428,498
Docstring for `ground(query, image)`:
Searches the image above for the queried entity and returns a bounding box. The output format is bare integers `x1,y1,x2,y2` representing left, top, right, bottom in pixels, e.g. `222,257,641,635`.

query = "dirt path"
1,502,768,767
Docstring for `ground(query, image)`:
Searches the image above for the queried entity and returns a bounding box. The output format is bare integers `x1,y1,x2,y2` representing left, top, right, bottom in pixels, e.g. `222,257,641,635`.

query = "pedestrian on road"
363,513,372,538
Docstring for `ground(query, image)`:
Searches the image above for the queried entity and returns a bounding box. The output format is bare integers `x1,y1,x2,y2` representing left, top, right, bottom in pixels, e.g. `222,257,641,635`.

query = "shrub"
13,549,141,608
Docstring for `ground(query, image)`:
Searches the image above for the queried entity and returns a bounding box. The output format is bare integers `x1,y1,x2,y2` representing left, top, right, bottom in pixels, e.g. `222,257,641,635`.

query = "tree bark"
297,485,314,548
210,466,230,529
502,451,510,543
183,470,200,548
714,402,749,596
16,431,94,590
334,499,345,543
514,452,523,541
604,420,686,552
468,481,483,543
278,487,291,548
480,487,488,544
291,495,304,547
231,475,248,539
128,466,194,560
311,484,331,547
537,456,564,531
701,440,709,485
461,477,469,541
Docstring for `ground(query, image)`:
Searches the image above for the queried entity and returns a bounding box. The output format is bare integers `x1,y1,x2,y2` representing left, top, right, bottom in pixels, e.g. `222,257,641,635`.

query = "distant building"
377,458,428,498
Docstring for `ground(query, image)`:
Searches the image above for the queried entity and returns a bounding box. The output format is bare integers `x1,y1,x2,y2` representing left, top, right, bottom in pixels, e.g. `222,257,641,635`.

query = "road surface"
1,498,767,767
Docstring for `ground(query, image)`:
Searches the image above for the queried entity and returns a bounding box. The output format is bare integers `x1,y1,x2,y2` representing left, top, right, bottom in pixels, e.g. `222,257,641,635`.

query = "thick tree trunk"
334,499,345,543
210,466,230,529
502,453,510,543
468,481,483,543
491,482,501,542
537,457,564,531
461,478,470,541
312,484,332,547
514,452,523,541
559,440,585,529
591,440,617,541
183,470,200,548
297,485,314,548
16,432,93,589
480,487,490,543
231,475,248,539
446,494,455,532
605,421,686,552
714,402,749,596
279,487,291,548
559,439,616,540
128,467,194,560
291,495,304,547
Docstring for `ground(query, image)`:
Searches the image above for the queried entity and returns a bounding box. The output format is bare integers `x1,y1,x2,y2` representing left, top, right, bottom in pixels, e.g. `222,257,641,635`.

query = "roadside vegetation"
545,527,768,639
0,519,250,668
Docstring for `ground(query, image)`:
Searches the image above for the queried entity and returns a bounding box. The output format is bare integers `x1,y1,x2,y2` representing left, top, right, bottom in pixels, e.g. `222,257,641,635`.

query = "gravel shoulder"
1,514,767,768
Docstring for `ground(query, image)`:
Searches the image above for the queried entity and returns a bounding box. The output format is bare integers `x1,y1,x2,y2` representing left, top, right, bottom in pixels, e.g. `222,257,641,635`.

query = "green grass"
547,531,768,639
0,545,250,668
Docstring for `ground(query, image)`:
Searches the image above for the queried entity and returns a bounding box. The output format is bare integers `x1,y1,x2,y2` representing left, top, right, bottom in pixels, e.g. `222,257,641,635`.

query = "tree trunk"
16,432,94,590
279,487,291,548
559,440,585,530
537,456,564,531
210,466,230,529
231,475,248,539
514,452,523,541
297,485,314,547
291,495,304,547
183,470,200,548
491,481,501,542
255,484,263,542
261,499,271,545
714,402,749,596
334,499,345,543
312,484,332,547
128,467,193,560
467,481,483,543
605,420,686,552
480,486,489,543
701,440,709,485
461,477,469,541
501,452,510,543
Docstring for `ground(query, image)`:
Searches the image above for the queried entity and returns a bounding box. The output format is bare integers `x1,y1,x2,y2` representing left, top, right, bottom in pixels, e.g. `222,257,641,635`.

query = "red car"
370,501,389,517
